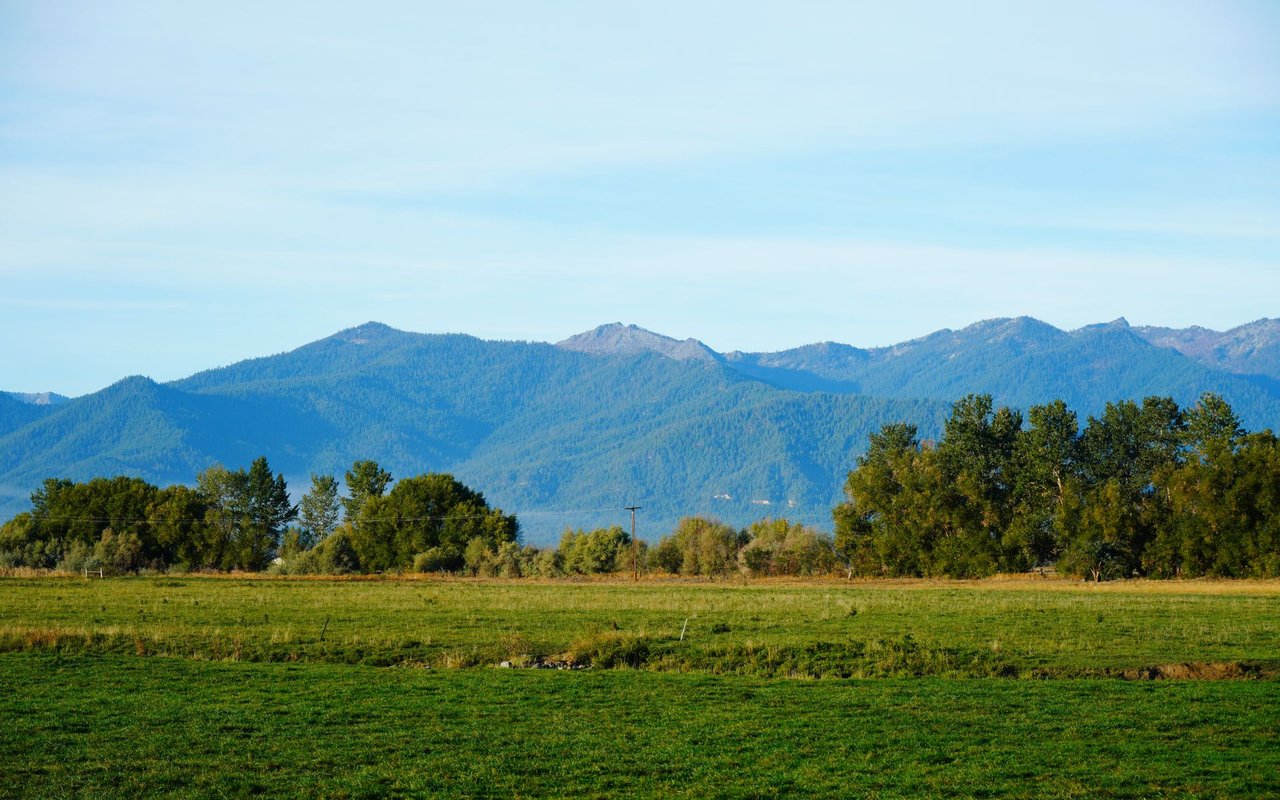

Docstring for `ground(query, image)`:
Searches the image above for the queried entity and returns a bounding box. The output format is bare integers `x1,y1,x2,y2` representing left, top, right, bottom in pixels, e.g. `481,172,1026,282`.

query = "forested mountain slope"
0,393,53,438
1133,318,1280,383
725,317,1280,429
0,324,947,540
2,317,1276,541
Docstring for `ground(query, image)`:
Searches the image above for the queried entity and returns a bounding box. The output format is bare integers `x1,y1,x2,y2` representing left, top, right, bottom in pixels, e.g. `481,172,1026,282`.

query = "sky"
2,0,1278,396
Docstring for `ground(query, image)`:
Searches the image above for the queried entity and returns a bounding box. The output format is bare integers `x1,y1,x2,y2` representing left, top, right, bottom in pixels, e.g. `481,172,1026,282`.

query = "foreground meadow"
4,655,1279,799
2,575,1278,797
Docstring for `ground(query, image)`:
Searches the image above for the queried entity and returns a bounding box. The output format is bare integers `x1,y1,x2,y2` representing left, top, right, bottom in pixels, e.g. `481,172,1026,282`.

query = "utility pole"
625,505,641,582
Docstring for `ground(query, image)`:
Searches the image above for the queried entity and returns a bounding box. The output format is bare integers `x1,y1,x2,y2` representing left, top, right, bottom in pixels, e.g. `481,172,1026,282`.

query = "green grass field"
2,575,1278,797
3,575,1279,675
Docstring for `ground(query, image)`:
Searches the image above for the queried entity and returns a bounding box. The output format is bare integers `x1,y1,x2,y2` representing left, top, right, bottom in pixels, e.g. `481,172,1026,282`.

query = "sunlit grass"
3,575,1277,797
2,574,1277,674
1,654,1277,799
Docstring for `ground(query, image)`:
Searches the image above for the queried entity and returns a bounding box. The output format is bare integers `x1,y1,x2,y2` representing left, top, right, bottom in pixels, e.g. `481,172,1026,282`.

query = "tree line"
0,452,841,577
835,393,1280,579
3,391,1276,580
0,458,518,575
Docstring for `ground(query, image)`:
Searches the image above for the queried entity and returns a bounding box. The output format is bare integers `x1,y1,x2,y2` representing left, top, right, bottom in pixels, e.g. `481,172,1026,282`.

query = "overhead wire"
23,506,626,526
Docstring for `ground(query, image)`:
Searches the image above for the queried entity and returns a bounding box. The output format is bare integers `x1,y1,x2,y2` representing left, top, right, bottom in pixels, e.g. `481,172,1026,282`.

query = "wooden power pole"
625,505,641,581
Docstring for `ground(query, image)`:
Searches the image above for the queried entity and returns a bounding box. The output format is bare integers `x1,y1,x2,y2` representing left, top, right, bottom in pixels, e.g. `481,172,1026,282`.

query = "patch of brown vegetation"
22,628,64,648
1121,662,1263,680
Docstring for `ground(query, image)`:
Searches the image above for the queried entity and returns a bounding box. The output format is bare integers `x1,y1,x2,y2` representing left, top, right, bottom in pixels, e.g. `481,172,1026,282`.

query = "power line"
24,505,631,526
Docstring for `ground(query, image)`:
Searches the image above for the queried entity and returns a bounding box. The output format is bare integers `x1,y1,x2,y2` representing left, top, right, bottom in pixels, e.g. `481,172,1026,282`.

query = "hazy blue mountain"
726,317,1280,430
3,391,71,406
0,376,323,491
0,393,53,438
2,317,1277,542
454,357,945,536
723,341,871,393
557,322,721,362
0,323,947,540
1134,319,1280,384
0,391,71,438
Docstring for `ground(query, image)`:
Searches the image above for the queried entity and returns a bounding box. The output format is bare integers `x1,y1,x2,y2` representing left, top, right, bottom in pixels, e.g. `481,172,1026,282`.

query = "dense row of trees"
835,393,1280,579
389,516,838,579
0,448,837,576
0,457,297,572
0,459,518,575
3,392,1276,580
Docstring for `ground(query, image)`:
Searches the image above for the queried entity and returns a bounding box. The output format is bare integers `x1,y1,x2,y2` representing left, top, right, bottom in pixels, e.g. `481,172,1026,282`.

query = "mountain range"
2,317,1278,543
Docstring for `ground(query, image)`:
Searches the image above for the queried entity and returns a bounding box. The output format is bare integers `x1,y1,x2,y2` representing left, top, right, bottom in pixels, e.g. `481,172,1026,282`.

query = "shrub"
493,541,525,578
413,547,452,573
463,537,497,577
557,526,630,575
566,630,652,669
56,541,97,574
651,536,682,574
653,517,739,577
277,529,360,575
94,529,145,574
530,548,562,577
739,519,838,576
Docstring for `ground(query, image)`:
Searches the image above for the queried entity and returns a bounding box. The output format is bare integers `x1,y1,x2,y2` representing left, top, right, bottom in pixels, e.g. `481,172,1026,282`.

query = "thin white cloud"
1,1,1277,393
0,296,186,312
4,1,1277,189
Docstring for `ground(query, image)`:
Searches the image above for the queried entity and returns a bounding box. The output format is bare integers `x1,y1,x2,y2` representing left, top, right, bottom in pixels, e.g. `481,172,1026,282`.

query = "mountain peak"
110,375,160,391
331,321,404,346
1076,317,1136,336
886,316,1066,358
3,391,71,406
960,316,1064,340
556,323,720,362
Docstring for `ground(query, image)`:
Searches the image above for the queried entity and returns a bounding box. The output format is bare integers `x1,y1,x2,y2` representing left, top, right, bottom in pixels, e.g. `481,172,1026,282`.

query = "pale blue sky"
2,1,1278,396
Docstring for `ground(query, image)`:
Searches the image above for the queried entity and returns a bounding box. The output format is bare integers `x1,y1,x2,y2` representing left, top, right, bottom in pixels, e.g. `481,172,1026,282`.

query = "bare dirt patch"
1121,662,1265,680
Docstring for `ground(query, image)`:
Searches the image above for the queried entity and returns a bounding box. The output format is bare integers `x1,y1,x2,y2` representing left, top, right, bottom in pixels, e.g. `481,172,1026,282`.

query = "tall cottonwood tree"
197,457,296,570
348,472,517,572
343,460,392,521
1008,400,1081,566
1062,397,1185,578
195,465,244,569
935,394,1023,575
299,473,340,547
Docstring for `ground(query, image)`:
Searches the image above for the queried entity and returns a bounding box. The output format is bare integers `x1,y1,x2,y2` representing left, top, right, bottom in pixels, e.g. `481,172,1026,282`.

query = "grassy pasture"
3,655,1279,798
1,575,1278,675
2,575,1278,798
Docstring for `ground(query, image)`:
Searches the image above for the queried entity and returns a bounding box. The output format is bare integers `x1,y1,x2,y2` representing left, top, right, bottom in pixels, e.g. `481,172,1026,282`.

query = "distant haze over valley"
2,316,1277,543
